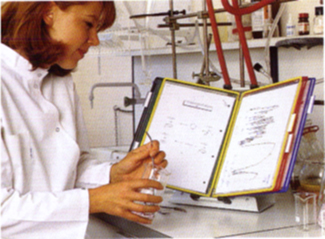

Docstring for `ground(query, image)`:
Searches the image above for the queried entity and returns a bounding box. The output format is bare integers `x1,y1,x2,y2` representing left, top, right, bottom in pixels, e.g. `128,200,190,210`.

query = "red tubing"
208,0,276,88
222,0,275,16
206,0,232,89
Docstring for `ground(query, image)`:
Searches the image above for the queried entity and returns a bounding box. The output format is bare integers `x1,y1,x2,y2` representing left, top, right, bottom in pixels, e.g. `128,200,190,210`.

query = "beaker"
299,160,325,193
298,124,324,193
294,192,317,231
141,163,171,197
133,163,171,220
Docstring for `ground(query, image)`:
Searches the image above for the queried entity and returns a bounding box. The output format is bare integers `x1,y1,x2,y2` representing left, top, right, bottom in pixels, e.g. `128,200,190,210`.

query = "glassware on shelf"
313,6,323,35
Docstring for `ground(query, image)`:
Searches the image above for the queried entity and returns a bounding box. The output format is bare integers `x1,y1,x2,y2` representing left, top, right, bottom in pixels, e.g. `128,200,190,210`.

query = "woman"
1,2,167,238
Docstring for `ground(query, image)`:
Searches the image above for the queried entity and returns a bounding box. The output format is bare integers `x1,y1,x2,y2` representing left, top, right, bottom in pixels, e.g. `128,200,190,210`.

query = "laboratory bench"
86,189,325,238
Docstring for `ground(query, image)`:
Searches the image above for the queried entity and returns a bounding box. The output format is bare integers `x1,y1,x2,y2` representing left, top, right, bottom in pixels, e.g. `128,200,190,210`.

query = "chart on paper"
144,81,236,193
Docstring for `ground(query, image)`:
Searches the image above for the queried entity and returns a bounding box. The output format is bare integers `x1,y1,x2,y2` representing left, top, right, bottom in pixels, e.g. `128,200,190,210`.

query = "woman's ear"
43,13,53,26
43,3,56,26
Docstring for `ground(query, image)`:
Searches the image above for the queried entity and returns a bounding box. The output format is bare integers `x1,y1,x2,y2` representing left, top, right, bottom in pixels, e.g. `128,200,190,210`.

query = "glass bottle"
286,13,296,37
298,13,310,35
313,6,323,35
299,125,324,194
251,0,272,39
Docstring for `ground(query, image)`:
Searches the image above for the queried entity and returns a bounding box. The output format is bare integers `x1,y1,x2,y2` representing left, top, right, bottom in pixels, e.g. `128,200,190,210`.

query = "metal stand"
169,191,275,212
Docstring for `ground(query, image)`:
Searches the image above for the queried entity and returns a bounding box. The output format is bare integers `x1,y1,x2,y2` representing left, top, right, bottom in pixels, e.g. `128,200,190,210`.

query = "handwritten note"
215,83,299,194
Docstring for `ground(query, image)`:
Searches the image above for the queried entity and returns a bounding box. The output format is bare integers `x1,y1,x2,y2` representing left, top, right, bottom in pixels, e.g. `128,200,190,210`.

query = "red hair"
1,1,116,76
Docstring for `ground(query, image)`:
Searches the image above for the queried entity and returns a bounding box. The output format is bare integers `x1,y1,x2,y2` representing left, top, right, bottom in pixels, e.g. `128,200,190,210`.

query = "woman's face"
46,2,102,69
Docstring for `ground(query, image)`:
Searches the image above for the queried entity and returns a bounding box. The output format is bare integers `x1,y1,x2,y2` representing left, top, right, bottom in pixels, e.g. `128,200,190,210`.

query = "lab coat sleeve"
1,133,90,239
73,87,113,188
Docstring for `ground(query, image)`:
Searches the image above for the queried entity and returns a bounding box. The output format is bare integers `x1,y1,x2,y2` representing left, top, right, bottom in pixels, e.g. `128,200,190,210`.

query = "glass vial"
286,13,296,37
313,6,323,35
298,13,310,35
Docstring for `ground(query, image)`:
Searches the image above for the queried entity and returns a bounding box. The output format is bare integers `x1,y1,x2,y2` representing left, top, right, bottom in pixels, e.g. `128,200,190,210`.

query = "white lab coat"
1,43,112,239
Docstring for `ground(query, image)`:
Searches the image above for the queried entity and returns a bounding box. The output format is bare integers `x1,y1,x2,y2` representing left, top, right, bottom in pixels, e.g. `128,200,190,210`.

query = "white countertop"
87,189,325,238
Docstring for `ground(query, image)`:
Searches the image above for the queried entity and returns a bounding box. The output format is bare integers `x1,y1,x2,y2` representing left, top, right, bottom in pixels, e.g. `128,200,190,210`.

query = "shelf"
275,36,324,50
88,35,323,57
117,35,323,57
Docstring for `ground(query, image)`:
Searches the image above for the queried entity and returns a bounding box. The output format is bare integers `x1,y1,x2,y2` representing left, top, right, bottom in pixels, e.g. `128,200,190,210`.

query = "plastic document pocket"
131,77,315,198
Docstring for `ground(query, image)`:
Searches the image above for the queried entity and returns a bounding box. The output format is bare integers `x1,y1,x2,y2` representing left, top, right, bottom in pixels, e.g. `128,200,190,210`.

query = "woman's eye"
86,22,93,29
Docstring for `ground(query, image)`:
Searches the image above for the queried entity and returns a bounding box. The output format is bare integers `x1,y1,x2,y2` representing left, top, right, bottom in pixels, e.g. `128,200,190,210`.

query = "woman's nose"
88,29,100,46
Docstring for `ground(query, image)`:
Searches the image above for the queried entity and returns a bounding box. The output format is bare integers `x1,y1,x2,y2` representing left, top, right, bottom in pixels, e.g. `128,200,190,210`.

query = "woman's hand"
88,179,164,224
109,140,167,184
89,140,167,224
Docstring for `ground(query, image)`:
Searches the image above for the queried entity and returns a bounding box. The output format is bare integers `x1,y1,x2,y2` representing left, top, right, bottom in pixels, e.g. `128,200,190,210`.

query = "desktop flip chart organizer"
131,77,315,198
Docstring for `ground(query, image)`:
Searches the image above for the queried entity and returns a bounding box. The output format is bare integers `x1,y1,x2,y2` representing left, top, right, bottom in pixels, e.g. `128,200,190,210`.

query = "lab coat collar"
1,43,49,81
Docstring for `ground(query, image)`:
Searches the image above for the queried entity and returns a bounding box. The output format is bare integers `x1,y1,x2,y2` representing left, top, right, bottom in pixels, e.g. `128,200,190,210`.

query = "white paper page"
145,81,236,193
215,83,299,195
